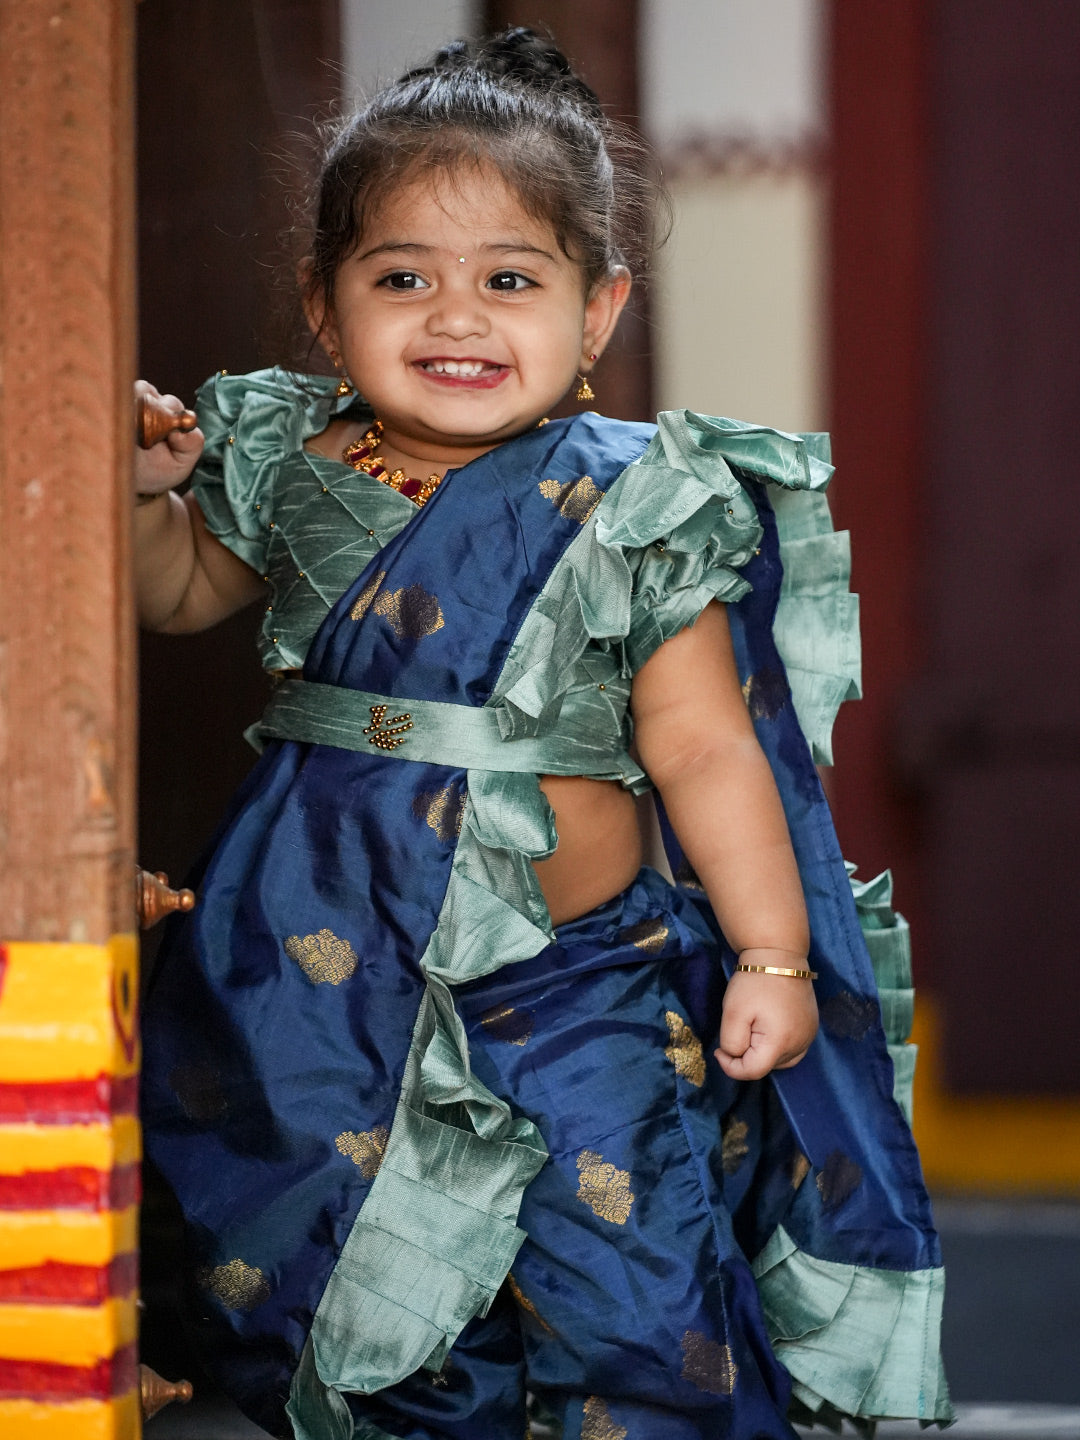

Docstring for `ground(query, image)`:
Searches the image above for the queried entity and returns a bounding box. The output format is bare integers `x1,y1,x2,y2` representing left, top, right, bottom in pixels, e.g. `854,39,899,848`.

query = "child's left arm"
631,601,818,1081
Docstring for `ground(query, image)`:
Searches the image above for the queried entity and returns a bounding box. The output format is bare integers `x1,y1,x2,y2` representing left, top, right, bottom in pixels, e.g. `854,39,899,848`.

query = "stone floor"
145,1198,1080,1438
145,1401,1080,1438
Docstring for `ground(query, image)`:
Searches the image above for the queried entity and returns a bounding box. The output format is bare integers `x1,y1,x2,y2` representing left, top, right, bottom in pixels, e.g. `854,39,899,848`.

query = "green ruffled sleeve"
600,410,859,766
189,367,357,575
189,369,423,673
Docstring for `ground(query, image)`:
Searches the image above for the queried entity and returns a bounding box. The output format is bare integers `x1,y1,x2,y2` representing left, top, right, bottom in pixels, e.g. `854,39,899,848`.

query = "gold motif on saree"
350,570,387,621
576,1149,634,1225
373,582,445,638
335,1124,390,1179
581,1396,627,1440
721,1117,750,1174
506,1272,554,1333
740,666,787,721
538,474,603,524
791,1151,811,1190
481,1002,534,1046
198,1259,271,1312
681,1329,738,1394
284,928,358,985
664,1011,705,1086
821,989,878,1041
413,784,466,841
621,917,669,953
816,1149,863,1209
817,1152,869,1209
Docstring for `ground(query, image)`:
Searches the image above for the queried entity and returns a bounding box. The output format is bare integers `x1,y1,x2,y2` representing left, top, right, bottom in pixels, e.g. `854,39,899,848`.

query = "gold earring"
575,374,595,403
330,350,354,397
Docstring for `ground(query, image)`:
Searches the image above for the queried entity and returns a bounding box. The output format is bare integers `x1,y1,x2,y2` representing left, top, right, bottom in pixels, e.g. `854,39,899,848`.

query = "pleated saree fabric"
141,372,949,1439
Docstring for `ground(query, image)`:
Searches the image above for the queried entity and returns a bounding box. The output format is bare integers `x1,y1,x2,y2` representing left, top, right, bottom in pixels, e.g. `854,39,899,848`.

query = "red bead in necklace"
342,420,443,507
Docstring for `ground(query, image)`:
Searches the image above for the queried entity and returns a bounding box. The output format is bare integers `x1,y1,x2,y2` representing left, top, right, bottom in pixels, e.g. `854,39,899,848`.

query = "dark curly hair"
303,28,666,331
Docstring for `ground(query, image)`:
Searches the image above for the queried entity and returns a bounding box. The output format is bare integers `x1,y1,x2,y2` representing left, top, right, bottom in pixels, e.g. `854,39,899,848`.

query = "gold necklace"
342,420,442,507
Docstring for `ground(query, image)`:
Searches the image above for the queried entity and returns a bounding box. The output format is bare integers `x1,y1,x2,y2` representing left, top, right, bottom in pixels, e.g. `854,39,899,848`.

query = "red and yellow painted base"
0,937,141,1439
912,994,1080,1194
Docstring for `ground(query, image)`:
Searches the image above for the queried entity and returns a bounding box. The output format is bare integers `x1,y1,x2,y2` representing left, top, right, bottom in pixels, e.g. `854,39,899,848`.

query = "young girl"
137,30,949,1440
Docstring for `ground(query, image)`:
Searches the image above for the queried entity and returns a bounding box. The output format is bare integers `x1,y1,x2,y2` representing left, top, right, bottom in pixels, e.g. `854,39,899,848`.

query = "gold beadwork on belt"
364,703,413,750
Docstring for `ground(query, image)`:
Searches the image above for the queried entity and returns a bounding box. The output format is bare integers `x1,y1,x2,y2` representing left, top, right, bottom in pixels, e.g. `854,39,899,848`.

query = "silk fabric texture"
141,386,949,1438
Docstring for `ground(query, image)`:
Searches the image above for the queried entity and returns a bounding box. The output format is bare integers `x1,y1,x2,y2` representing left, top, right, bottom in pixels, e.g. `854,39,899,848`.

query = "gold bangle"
735,963,819,981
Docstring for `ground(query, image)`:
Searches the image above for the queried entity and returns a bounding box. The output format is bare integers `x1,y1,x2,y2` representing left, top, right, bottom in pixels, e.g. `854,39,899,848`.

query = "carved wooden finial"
135,389,198,449
135,868,196,930
139,1363,194,1420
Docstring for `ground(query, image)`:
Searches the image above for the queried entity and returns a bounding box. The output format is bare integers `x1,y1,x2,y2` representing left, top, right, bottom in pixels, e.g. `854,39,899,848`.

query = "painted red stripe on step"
0,1254,137,1305
0,1163,140,1211
0,1342,137,1401
0,1073,138,1124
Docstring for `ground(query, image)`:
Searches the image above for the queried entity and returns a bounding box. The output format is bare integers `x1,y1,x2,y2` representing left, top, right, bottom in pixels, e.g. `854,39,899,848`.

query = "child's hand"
134,380,204,498
715,961,819,1080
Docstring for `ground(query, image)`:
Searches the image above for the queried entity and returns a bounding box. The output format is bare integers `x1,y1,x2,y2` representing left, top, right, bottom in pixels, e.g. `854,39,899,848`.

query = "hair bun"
430,28,603,121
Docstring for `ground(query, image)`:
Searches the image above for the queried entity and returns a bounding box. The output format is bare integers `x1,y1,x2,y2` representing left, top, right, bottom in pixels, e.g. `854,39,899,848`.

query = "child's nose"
425,287,490,340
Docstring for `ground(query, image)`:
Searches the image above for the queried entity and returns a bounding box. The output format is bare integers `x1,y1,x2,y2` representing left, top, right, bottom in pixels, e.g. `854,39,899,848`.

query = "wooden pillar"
0,2,139,1435
484,0,652,421
826,2,929,930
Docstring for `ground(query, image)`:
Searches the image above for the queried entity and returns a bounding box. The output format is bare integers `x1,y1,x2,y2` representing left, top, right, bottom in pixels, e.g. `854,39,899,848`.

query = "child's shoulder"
193,366,353,462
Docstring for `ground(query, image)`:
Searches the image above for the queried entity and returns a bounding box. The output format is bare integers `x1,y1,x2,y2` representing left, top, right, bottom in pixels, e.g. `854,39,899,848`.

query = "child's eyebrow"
355,241,431,262
484,241,558,261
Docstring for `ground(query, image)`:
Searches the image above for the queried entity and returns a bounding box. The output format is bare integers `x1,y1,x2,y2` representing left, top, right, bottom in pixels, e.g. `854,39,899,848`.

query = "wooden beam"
826,1,929,917
0,0,137,944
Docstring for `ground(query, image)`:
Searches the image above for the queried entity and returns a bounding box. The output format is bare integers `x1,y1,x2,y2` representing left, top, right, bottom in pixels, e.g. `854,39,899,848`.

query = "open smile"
413,358,509,389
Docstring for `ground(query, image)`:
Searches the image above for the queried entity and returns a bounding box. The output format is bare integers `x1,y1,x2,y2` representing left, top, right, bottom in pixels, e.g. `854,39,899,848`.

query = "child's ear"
299,265,339,354
581,267,633,368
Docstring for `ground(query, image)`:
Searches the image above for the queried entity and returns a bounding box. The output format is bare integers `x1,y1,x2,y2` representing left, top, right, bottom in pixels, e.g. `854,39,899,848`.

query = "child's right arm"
134,382,266,632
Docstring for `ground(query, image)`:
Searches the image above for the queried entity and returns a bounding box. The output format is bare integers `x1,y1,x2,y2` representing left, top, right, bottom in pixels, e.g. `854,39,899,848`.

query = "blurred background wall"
137,0,1080,1178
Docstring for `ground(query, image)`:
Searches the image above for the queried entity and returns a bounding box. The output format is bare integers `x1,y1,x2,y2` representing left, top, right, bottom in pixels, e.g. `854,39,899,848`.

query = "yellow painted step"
0,1118,140,1174
0,938,138,1083
0,1207,137,1270
0,1296,136,1366
0,1391,139,1439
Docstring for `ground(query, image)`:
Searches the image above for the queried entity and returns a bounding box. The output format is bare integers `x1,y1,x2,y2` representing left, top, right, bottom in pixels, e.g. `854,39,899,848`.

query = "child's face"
318,164,629,460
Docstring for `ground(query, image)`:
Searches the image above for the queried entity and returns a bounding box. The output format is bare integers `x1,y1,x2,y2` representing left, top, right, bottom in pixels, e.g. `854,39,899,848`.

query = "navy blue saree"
142,402,949,1439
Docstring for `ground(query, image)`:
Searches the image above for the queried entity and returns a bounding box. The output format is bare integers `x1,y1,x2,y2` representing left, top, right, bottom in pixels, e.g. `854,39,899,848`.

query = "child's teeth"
428,360,487,376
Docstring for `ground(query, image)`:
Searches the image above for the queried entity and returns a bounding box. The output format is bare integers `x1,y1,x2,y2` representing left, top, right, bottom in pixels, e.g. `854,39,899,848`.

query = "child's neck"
376,427,493,480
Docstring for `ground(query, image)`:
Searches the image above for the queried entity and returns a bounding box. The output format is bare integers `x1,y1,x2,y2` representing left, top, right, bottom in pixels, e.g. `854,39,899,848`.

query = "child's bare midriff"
535,774,642,926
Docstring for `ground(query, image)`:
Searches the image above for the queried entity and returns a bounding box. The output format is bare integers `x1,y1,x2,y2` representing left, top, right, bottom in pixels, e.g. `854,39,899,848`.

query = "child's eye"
379,271,429,291
487,271,535,292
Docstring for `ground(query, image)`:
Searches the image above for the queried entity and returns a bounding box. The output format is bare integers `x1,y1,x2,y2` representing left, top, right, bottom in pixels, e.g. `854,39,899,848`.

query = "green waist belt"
256,677,640,781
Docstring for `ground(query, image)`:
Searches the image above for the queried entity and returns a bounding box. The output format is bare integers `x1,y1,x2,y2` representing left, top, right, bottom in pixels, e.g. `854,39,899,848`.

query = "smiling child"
135,29,949,1440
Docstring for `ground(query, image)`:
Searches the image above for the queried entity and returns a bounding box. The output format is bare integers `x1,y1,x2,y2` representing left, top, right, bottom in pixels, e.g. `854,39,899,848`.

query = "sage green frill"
851,865,917,1126
190,369,415,673
282,408,944,1434
751,868,950,1428
289,772,558,1440
753,1225,949,1428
